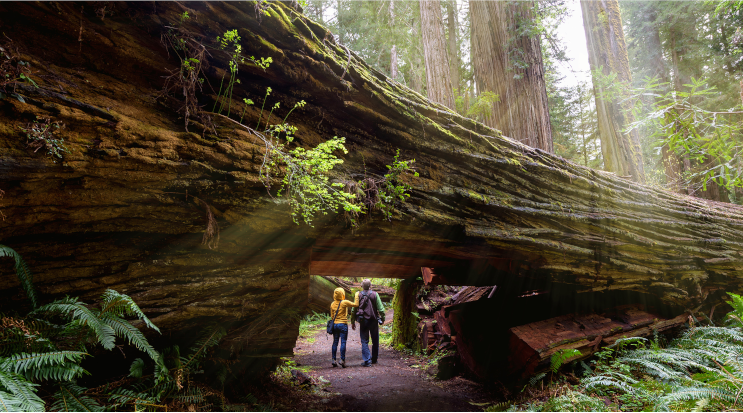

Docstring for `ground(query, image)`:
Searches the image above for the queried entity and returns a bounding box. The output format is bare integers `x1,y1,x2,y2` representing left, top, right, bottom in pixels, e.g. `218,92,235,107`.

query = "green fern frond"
99,314,158,360
129,358,144,379
0,245,38,309
109,388,163,410
100,290,160,333
25,364,88,382
33,298,115,350
51,383,102,412
0,369,44,412
583,371,638,394
0,390,29,412
662,386,738,404
550,348,581,373
1,351,86,375
528,372,546,386
182,327,226,370
174,387,205,403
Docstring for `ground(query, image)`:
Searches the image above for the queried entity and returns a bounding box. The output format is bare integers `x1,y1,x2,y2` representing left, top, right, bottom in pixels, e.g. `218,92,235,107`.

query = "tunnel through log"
0,0,742,389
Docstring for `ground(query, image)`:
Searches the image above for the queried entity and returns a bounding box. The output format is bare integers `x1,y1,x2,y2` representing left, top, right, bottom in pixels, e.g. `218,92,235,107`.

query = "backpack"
357,290,378,320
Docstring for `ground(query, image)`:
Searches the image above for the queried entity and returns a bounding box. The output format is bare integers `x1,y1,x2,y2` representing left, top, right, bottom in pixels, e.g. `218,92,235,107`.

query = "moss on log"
0,0,741,384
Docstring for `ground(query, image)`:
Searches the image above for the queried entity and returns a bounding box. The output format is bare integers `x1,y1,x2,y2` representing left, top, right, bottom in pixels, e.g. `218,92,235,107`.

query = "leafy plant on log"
18,117,67,162
159,17,418,228
0,35,37,103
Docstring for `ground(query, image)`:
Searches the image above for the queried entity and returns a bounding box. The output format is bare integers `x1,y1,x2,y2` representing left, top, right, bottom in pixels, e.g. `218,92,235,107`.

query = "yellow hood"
333,287,345,301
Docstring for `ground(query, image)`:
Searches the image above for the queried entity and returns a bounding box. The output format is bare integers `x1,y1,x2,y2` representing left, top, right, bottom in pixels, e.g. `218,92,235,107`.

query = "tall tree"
580,0,644,182
446,0,461,94
419,0,455,109
389,0,398,82
470,1,553,152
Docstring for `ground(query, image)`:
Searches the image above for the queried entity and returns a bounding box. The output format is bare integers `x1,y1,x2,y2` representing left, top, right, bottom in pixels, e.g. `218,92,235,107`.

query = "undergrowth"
298,312,327,344
0,245,235,412
500,301,743,412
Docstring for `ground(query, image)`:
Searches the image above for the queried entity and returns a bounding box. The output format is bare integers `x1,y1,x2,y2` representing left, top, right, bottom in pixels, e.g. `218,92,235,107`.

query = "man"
351,279,385,367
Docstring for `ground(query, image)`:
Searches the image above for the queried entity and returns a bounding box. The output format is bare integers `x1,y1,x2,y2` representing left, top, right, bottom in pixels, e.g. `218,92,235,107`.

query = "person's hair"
362,279,371,290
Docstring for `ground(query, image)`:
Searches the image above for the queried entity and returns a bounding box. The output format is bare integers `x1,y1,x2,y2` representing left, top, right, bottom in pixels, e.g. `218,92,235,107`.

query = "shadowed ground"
293,310,490,412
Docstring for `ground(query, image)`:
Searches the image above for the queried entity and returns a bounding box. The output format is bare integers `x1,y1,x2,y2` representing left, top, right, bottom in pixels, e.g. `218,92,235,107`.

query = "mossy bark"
0,0,743,387
390,277,421,352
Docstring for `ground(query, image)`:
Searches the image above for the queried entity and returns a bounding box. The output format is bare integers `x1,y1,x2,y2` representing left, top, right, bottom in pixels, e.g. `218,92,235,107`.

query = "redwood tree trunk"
470,0,553,152
419,0,455,109
446,0,460,95
581,0,645,182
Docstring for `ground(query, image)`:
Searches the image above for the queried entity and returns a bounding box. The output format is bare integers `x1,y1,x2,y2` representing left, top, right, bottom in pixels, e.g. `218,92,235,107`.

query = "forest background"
302,0,743,204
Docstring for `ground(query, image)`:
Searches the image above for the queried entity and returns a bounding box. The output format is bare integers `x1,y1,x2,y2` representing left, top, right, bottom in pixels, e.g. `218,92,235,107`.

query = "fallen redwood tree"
0,1,742,389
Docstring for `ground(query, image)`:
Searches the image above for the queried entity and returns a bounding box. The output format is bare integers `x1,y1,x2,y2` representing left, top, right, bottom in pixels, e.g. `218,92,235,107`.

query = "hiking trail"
293,310,491,412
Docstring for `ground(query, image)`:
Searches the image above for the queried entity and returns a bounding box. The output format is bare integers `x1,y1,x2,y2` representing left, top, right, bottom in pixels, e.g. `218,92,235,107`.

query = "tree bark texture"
581,0,645,182
419,0,455,109
470,0,553,152
0,0,742,385
446,0,460,94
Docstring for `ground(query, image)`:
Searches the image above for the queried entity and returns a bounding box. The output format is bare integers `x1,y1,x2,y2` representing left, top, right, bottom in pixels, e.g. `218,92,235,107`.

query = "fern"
2,352,86,375
108,388,162,410
0,369,44,412
99,314,159,360
726,293,743,327
181,327,226,370
174,386,205,403
32,298,116,350
550,348,582,373
100,289,160,333
0,245,37,309
51,383,102,412
129,358,145,379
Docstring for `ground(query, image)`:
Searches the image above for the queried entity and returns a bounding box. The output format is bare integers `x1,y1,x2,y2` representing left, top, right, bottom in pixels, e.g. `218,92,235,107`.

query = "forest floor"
276,309,496,412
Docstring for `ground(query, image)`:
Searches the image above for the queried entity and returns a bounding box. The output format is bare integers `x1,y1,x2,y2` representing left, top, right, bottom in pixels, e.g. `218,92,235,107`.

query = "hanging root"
198,198,220,249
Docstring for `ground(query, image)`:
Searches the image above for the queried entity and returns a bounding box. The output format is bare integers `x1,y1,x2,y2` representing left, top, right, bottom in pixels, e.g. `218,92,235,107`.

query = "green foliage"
0,245,37,309
456,90,499,123
726,292,743,326
214,29,272,118
51,383,103,412
617,76,743,194
298,312,326,341
0,36,37,103
0,247,161,412
111,326,227,411
376,150,419,221
550,349,581,374
19,117,67,162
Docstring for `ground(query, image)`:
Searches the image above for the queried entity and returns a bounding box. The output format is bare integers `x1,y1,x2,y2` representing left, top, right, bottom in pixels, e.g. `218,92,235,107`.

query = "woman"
329,287,358,367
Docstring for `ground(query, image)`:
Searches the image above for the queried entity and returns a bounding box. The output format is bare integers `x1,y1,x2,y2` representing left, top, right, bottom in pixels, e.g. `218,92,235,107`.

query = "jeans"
359,317,379,364
331,323,348,360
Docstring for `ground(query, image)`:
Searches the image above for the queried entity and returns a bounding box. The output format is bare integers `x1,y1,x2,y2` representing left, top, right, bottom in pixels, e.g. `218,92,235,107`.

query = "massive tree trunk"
1,1,743,387
581,0,645,182
470,0,553,152
419,0,455,109
446,0,460,95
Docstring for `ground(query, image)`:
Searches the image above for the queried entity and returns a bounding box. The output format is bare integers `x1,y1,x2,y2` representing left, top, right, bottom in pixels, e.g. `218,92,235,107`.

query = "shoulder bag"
326,301,341,334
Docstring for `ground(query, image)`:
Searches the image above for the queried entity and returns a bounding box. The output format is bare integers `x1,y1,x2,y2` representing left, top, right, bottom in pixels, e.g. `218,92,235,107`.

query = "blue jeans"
331,323,348,360
359,317,379,364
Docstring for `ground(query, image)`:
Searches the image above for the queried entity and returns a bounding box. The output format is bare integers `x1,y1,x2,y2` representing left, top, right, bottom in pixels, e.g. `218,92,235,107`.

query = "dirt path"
293,310,490,412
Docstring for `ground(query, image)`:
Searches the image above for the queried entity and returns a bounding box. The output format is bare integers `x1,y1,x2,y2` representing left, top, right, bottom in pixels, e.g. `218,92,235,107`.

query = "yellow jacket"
329,287,358,325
